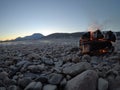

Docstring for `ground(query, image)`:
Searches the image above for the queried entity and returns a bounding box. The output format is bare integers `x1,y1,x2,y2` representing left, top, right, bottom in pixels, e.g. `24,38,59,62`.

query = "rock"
98,78,108,90
18,77,32,88
62,62,74,68
62,62,92,76
108,75,120,90
106,69,118,78
65,70,98,90
91,56,102,65
81,54,91,62
43,58,54,65
54,60,63,67
23,72,39,79
8,85,19,90
5,60,14,66
27,64,45,73
0,71,8,80
0,87,6,90
60,78,67,89
48,73,63,85
71,54,80,63
43,84,57,90
27,53,40,60
4,78,16,86
24,81,42,90
107,56,120,63
35,75,48,83
16,61,30,67
66,75,72,80
113,63,120,71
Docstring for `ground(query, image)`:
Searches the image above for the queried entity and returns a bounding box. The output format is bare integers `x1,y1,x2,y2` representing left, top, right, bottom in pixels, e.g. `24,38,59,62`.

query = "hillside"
14,33,44,41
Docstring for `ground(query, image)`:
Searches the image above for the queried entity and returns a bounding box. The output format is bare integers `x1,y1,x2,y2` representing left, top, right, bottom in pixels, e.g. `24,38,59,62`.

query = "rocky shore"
0,39,120,90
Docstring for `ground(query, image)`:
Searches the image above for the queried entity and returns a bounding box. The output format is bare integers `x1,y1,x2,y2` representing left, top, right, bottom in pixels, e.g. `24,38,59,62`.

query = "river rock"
98,78,108,90
108,75,120,90
62,62,92,76
0,71,8,80
8,85,19,90
18,77,32,88
27,64,45,73
24,81,42,90
0,87,6,90
48,73,63,85
43,84,57,90
65,70,98,90
43,58,54,65
81,54,91,62
54,60,63,67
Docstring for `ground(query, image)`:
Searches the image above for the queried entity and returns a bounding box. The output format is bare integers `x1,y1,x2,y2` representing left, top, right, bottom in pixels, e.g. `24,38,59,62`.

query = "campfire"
79,29,116,55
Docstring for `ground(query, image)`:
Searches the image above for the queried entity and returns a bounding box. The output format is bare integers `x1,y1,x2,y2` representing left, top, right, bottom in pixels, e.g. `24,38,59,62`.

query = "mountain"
41,32,84,39
15,33,44,41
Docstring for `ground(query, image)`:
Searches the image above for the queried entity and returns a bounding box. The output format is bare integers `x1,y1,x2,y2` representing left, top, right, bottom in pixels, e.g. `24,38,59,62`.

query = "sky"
0,0,120,40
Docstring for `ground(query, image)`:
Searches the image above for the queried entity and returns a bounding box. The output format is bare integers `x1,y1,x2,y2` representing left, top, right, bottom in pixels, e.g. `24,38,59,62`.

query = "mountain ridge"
14,33,44,41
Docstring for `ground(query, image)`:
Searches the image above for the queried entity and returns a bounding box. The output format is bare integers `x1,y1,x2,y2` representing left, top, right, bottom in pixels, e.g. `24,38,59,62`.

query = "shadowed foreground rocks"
0,39,120,90
65,70,98,90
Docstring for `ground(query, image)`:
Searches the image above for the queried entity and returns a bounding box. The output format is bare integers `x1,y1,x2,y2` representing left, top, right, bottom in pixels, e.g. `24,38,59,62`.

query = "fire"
90,31,93,40
99,49,107,53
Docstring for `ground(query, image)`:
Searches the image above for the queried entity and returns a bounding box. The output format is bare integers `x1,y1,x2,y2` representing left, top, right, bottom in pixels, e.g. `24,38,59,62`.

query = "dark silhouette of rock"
65,70,98,90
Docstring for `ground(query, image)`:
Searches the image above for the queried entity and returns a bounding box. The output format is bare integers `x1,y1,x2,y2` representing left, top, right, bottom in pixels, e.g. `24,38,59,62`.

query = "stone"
8,85,19,90
43,84,57,90
98,78,108,90
24,81,42,90
48,73,63,85
27,64,45,73
35,75,48,83
54,60,63,67
18,77,32,88
108,75,120,90
60,78,67,88
0,71,8,80
62,62,92,76
43,58,54,65
16,61,30,67
0,87,6,90
23,72,39,79
4,78,16,86
81,54,91,62
91,56,102,65
65,70,98,90
27,53,40,60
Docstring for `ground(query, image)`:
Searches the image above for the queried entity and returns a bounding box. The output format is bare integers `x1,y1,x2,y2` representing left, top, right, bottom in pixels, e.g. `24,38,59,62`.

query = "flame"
99,49,107,53
90,31,93,40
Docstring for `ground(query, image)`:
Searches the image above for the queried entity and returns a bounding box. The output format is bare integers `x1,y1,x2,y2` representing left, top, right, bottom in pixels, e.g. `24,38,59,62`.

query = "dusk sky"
0,0,120,40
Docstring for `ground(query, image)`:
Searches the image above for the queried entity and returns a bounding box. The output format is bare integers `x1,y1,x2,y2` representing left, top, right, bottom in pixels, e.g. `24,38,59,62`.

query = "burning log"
79,30,116,55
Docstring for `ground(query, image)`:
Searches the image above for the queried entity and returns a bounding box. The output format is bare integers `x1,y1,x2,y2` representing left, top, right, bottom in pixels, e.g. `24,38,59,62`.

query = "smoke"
87,22,102,32
87,20,111,32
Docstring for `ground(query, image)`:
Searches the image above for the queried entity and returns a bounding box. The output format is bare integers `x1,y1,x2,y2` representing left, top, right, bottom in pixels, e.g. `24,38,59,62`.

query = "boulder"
62,62,92,76
98,78,108,90
65,70,98,90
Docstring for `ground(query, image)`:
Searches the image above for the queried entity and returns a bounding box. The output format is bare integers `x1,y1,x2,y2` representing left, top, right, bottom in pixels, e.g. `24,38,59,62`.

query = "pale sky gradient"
0,0,120,40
